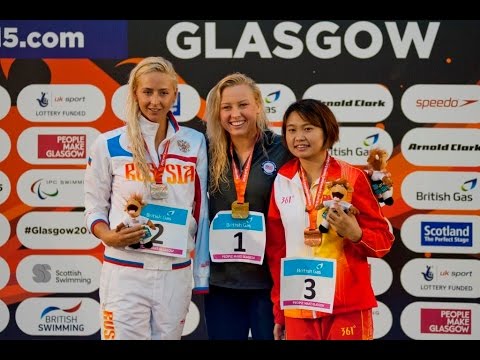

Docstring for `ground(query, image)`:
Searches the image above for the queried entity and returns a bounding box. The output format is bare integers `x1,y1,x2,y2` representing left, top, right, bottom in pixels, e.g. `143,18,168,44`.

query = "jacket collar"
139,111,180,139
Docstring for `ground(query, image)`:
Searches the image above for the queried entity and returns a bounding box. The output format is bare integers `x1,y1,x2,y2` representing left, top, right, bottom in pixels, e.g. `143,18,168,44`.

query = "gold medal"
304,228,322,247
231,201,250,219
151,183,168,200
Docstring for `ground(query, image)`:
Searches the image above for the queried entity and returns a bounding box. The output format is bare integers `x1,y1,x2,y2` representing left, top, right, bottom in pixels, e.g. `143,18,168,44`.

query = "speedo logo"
401,84,480,124
416,98,478,109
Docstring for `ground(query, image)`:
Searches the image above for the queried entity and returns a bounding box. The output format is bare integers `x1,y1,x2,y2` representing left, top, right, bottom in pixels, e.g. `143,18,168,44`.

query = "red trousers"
285,309,373,340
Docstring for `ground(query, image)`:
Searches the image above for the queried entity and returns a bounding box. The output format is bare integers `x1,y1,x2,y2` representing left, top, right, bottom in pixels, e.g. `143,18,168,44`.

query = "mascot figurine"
116,193,156,249
319,178,360,236
366,148,394,206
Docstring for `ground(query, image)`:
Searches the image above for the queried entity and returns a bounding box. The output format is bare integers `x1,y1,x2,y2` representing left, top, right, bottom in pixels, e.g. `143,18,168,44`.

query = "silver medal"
151,183,168,200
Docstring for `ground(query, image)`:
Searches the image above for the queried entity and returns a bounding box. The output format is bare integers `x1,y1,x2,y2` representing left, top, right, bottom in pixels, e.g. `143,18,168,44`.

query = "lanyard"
145,139,170,184
230,141,255,204
299,153,331,230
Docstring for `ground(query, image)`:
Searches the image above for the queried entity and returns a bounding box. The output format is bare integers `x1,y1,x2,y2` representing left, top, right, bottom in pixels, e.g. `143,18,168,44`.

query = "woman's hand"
93,222,146,248
273,323,285,340
327,203,362,242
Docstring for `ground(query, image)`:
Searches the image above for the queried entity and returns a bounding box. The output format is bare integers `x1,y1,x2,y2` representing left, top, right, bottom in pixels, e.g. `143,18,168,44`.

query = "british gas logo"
258,84,296,135
401,172,479,210
331,127,393,165
401,84,480,123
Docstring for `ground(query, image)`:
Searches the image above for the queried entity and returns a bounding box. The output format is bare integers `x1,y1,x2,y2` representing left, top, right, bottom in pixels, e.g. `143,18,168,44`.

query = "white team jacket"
84,114,210,292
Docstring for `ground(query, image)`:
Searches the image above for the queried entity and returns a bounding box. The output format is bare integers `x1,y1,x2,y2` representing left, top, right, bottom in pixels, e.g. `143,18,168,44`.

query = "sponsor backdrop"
0,20,479,340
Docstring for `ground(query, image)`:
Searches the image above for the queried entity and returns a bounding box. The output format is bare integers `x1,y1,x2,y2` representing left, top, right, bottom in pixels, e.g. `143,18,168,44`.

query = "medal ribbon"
230,141,256,204
299,153,331,230
145,140,170,184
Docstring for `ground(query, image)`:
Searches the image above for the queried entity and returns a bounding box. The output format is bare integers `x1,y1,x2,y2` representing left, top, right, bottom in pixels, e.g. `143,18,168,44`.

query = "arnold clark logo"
401,84,480,124
400,302,480,339
401,128,480,166
16,255,101,293
331,127,393,165
401,214,479,254
15,297,100,336
112,83,200,123
17,169,85,207
17,211,100,250
258,84,296,135
303,84,393,123
17,84,105,122
400,258,480,299
17,127,100,165
401,171,479,210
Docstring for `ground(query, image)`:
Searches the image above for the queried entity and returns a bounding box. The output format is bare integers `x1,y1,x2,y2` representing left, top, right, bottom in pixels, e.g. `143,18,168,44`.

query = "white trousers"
99,261,192,340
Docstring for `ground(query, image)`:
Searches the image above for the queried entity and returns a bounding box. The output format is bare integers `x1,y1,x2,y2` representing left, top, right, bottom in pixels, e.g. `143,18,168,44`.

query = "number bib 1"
209,210,266,265
280,257,336,313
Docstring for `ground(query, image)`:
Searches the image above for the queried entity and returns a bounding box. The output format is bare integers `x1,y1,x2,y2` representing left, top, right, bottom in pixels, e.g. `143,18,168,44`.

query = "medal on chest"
151,183,168,200
231,200,250,219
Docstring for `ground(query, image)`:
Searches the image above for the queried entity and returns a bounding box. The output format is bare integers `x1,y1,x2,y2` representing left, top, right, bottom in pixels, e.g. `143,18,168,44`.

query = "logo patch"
177,139,190,153
262,160,277,175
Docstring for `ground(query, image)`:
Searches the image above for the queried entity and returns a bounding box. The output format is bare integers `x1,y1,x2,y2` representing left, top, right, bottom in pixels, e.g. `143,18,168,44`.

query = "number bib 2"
124,202,191,258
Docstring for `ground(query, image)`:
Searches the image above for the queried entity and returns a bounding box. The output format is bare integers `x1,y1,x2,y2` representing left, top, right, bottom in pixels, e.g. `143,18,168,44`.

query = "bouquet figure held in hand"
116,193,156,249
319,178,360,236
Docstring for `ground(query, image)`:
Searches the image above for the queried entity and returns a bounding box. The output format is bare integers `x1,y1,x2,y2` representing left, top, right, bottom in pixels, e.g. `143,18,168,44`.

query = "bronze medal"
231,201,250,219
304,228,322,247
151,183,168,200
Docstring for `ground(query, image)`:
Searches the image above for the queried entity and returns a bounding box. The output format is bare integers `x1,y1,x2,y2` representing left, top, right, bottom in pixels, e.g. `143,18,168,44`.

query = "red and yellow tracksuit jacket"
266,157,394,326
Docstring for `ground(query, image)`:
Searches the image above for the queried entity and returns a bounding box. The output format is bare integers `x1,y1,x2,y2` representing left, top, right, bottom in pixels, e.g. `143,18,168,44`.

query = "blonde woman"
205,73,291,339
84,56,209,340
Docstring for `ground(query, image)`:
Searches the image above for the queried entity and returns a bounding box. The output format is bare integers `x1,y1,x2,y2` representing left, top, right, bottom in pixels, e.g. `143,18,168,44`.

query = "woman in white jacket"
84,56,209,340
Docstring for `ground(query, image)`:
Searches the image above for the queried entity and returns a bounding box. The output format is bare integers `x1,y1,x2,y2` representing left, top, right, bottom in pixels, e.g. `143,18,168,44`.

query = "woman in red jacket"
266,99,394,340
